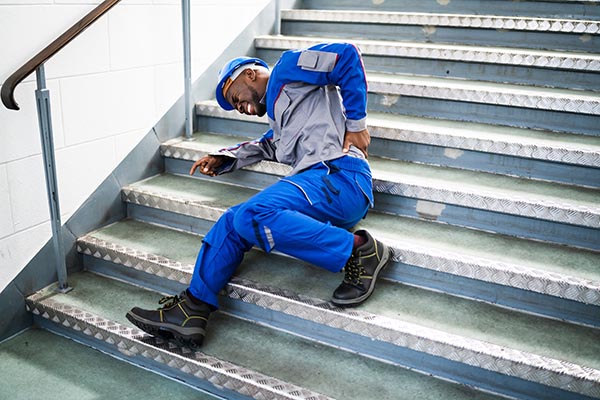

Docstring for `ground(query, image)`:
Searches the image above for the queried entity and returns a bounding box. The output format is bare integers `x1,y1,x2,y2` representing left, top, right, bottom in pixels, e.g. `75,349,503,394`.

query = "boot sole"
332,242,391,307
126,311,205,348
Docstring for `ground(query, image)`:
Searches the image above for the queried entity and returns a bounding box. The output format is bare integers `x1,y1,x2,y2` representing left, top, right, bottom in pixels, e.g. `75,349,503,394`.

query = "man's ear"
245,68,257,81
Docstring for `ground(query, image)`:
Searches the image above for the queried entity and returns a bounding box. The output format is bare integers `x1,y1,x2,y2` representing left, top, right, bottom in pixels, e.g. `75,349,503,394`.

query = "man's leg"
126,204,252,347
188,205,252,308
232,158,390,306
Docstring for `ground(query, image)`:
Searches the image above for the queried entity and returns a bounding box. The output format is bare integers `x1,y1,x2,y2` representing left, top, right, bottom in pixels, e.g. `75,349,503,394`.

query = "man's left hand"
343,129,370,158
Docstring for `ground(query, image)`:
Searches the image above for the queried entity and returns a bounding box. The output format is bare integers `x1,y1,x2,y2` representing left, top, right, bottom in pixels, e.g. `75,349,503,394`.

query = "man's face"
225,70,266,117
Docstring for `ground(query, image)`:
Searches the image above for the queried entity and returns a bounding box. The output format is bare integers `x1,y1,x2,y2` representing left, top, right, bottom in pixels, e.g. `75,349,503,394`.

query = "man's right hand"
189,155,225,177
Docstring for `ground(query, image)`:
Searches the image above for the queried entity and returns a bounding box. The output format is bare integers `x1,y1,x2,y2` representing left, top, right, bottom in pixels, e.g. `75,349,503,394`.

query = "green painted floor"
0,328,215,400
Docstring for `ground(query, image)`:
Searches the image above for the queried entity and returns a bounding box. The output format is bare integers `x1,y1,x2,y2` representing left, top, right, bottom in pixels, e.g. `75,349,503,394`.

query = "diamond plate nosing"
222,279,600,398
121,186,226,223
255,36,600,73
78,235,194,284
281,10,600,35
77,233,600,308
193,101,600,168
26,292,333,400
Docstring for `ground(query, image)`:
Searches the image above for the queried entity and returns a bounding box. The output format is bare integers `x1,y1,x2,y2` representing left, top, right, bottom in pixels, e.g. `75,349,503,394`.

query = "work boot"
332,230,391,306
126,290,211,347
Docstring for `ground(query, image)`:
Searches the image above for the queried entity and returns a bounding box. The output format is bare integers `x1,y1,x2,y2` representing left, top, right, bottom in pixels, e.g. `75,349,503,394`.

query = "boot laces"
344,255,365,286
158,294,182,309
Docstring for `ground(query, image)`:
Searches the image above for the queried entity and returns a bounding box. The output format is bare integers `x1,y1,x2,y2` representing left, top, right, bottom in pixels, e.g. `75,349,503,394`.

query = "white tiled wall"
0,0,271,292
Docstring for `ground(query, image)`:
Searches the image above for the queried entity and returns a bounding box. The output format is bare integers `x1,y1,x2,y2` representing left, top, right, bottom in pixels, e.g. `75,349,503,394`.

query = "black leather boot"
332,230,391,306
126,290,211,347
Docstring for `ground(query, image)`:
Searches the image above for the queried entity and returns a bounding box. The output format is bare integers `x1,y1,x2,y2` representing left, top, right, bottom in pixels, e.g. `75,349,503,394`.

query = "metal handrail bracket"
35,65,71,294
182,0,193,140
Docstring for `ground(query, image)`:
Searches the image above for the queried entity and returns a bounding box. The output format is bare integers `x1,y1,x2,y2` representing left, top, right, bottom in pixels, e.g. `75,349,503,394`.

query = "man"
127,42,391,347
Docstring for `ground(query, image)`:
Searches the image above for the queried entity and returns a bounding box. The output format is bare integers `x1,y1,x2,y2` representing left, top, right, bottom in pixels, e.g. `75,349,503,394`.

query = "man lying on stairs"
126,42,392,347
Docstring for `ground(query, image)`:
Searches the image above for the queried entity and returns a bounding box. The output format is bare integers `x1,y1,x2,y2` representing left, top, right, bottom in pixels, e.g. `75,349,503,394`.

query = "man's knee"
232,201,258,239
232,200,274,247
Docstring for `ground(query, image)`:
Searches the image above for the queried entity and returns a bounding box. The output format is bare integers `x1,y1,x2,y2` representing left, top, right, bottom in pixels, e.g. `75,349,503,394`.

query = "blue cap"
216,56,269,111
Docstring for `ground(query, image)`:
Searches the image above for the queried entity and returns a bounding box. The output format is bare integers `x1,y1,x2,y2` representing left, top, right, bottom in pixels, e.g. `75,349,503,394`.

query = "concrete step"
195,100,600,187
255,35,600,91
160,133,600,249
79,217,600,326
281,9,600,52
300,0,600,20
74,220,600,399
26,271,504,400
365,71,600,136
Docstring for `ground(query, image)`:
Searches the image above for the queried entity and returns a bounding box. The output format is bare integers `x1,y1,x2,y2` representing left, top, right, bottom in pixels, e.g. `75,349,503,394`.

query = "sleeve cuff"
346,117,367,132
208,151,236,175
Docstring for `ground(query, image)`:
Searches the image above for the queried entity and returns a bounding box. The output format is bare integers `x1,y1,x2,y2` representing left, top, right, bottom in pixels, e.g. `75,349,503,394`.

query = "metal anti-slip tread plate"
159,141,600,228
281,9,600,35
26,289,332,400
72,238,600,398
256,35,600,72
195,101,600,168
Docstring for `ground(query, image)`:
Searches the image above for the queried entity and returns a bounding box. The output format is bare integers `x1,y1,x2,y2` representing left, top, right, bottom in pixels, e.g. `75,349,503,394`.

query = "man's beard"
250,87,266,116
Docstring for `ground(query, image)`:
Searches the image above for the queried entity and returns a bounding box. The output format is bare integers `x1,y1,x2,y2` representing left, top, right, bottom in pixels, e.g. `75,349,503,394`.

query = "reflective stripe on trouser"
189,156,372,308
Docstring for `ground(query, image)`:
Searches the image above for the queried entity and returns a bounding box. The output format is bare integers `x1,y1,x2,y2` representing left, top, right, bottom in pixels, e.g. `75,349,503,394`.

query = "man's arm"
189,129,276,177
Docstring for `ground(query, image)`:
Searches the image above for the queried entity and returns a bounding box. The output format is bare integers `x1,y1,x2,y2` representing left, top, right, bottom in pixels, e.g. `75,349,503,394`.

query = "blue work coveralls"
189,43,374,309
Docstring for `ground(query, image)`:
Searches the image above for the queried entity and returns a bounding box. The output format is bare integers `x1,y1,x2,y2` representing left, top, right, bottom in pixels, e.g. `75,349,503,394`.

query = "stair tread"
81,220,600,373
39,271,501,400
195,100,600,167
162,133,600,218
282,9,600,33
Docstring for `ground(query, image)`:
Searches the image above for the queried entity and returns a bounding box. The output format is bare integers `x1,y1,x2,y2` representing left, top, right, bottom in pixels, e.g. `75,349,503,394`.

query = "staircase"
23,1,600,399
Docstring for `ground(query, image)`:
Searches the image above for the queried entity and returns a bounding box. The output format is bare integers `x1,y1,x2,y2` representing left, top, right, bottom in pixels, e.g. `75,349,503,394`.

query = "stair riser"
281,20,599,53
196,116,600,187
164,158,600,251
74,254,600,400
368,93,600,136
300,0,600,19
256,48,600,92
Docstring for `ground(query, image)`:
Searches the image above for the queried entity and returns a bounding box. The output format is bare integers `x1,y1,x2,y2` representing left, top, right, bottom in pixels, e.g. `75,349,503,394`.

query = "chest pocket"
297,50,337,72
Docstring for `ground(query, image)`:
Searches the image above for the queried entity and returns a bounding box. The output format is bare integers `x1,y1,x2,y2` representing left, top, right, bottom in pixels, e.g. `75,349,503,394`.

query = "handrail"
1,0,121,111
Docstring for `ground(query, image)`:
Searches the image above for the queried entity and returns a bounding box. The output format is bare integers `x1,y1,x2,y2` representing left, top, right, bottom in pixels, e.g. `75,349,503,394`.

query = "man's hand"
189,155,225,177
343,128,370,158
